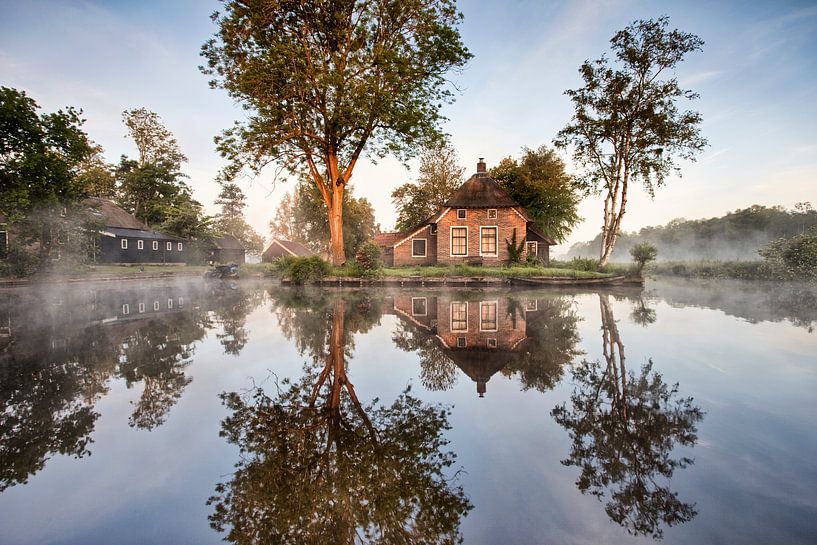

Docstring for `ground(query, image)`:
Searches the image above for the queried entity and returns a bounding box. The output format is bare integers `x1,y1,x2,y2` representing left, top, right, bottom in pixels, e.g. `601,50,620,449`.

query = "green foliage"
353,241,383,277
630,242,658,274
213,181,264,254
392,141,464,231
567,204,817,262
568,257,601,272
489,145,581,243
759,229,817,280
555,17,707,264
505,228,525,264
275,255,332,285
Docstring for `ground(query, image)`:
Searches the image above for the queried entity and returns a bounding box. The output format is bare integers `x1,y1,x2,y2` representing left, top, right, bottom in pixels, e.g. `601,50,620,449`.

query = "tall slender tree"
555,17,707,265
202,0,472,264
214,181,264,254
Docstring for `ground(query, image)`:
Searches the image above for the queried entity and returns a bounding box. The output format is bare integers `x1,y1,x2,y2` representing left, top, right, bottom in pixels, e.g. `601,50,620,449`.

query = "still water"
0,278,815,544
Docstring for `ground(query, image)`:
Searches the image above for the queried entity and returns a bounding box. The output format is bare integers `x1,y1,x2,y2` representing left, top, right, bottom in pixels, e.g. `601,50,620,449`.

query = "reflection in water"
210,293,472,543
389,293,582,396
0,281,263,491
552,293,704,539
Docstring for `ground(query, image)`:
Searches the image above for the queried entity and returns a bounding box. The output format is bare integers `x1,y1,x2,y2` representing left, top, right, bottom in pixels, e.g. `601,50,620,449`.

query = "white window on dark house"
487,338,498,348
456,337,466,348
451,301,468,331
480,227,498,256
177,242,183,251
487,209,497,219
526,241,538,257
451,227,467,256
154,301,160,311
168,299,173,309
121,238,128,250
122,304,130,315
166,242,172,251
138,303,145,313
412,239,426,257
137,240,144,250
178,297,184,306
525,300,538,312
456,209,466,219
480,301,498,331
412,297,427,316
152,241,158,250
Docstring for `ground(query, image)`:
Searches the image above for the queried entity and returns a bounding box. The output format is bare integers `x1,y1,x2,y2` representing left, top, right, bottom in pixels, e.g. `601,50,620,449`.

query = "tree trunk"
327,185,345,266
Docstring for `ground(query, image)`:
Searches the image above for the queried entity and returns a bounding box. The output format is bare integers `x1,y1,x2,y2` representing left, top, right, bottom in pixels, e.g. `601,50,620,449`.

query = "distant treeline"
566,204,817,262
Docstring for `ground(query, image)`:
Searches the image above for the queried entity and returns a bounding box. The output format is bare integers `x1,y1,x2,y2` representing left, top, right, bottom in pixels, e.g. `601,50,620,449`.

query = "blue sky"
2,0,816,253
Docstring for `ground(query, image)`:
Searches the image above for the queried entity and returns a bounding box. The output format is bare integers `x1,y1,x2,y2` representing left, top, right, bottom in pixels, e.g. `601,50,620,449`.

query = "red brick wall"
392,225,437,266
435,207,529,265
436,297,526,350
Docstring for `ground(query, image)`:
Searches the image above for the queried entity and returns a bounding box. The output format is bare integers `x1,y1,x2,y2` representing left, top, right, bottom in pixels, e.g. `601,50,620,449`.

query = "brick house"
376,159,555,266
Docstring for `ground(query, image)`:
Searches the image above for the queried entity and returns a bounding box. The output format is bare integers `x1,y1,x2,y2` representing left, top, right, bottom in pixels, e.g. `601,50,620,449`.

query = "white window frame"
456,337,467,348
487,338,498,348
487,209,497,219
479,301,498,332
479,226,499,257
167,298,173,309
152,241,158,250
456,209,466,219
411,297,427,316
526,241,538,256
411,238,427,258
153,301,160,311
450,301,468,332
166,241,172,251
177,242,183,251
137,239,144,250
121,238,128,250
525,300,538,312
138,303,145,313
178,297,184,306
449,226,468,257
122,304,130,315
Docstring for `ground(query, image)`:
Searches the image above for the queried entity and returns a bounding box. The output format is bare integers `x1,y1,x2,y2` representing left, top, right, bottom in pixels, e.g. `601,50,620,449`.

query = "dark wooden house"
376,159,555,266
262,239,315,262
208,236,245,264
87,198,188,264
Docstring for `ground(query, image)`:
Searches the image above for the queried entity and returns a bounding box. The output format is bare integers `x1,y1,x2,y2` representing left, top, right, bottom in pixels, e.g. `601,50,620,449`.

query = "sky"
1,0,816,255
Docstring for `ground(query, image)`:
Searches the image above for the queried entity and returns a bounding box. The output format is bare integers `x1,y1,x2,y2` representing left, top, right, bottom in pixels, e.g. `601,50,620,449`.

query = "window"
480,301,498,331
487,338,497,348
456,209,466,219
168,298,173,309
121,238,128,250
487,209,497,219
154,301,160,311
430,224,438,235
456,337,466,348
166,242,172,251
450,227,467,256
480,227,498,256
451,302,468,331
177,242,183,251
122,304,130,315
0,225,7,259
526,241,538,256
412,239,427,257
152,241,158,250
137,240,144,250
178,297,184,306
412,297,427,316
138,303,145,313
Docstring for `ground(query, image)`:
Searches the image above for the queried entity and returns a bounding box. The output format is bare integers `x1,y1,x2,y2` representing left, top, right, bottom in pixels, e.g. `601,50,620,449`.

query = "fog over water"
0,278,815,544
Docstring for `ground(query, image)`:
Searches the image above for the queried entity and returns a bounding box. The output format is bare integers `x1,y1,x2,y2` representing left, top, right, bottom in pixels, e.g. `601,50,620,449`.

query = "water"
0,278,815,544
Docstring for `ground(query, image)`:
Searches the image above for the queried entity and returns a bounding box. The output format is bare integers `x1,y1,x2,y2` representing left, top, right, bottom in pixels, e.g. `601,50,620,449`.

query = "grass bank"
365,265,611,279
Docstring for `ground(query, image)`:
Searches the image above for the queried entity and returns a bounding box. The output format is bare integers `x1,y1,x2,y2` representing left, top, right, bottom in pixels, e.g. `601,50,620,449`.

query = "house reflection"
388,293,550,397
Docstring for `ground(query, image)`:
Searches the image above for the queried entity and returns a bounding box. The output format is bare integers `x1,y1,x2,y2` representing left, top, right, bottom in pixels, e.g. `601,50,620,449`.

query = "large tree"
202,0,472,264
555,17,707,266
214,182,265,254
391,141,464,231
489,146,581,243
270,179,376,259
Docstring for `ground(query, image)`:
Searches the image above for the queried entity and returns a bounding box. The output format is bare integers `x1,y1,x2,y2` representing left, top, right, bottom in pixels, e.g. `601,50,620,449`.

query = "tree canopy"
213,182,264,254
391,142,465,232
201,0,472,264
489,146,581,243
555,17,707,265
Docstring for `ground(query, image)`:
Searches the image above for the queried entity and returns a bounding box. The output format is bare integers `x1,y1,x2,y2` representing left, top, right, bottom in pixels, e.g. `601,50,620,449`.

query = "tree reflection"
210,295,471,543
208,282,266,355
551,293,703,539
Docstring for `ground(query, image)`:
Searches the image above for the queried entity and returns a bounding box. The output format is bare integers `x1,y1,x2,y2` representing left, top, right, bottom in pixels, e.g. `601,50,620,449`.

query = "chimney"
476,157,486,174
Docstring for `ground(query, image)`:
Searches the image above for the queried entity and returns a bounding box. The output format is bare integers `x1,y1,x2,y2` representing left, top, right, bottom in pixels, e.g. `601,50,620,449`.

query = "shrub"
353,242,383,277
759,229,817,279
570,257,600,272
0,248,41,277
630,242,658,274
275,256,331,285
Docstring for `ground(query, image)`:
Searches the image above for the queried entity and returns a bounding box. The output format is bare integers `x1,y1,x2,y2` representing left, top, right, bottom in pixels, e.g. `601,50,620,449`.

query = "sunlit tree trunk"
600,293,627,419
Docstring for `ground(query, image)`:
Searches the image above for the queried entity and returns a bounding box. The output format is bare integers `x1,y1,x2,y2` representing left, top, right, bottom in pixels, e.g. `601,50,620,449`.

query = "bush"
274,255,331,285
759,230,817,279
352,242,383,277
630,242,658,274
569,257,601,272
0,248,41,277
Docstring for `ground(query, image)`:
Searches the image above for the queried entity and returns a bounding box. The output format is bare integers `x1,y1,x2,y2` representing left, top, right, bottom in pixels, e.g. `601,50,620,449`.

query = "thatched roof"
443,173,520,208
85,197,147,230
263,238,314,259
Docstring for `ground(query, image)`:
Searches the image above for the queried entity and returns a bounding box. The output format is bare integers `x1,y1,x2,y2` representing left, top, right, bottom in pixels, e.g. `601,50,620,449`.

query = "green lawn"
332,264,612,279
